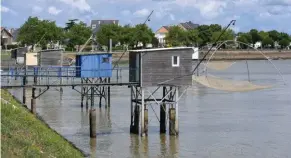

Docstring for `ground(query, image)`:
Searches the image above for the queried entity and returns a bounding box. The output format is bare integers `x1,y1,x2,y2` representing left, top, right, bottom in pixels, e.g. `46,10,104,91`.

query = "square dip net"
192,40,286,92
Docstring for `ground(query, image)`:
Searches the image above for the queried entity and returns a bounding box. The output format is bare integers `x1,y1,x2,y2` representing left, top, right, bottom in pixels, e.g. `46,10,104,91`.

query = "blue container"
75,53,112,78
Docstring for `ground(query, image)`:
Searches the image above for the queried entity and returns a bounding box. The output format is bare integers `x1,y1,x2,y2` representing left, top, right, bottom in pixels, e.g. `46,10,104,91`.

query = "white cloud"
1,6,10,12
58,0,91,12
48,6,62,15
32,6,43,14
155,7,172,19
174,0,228,19
0,5,17,15
133,8,150,17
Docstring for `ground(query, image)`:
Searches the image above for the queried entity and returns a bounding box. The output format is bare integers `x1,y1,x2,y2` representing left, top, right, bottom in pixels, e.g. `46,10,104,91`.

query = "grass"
1,89,85,158
1,51,11,60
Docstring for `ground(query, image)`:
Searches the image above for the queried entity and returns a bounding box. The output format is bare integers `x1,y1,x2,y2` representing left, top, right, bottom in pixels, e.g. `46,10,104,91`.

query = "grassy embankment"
1,89,85,158
1,51,11,60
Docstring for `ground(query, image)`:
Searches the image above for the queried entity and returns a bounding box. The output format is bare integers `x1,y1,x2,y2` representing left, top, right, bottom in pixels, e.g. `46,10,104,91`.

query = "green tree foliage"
17,16,63,48
65,19,78,31
262,36,274,48
134,24,155,48
211,29,235,42
268,30,280,42
185,29,200,46
209,24,222,32
197,25,212,45
279,38,290,48
249,29,262,44
66,21,92,51
165,26,186,46
119,24,136,48
96,24,121,47
279,32,289,41
151,37,159,48
259,31,269,40
237,33,252,48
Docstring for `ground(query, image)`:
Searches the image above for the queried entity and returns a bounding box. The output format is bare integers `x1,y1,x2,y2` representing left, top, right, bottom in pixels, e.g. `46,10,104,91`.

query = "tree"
66,21,92,51
185,29,199,46
65,19,78,31
197,25,212,46
151,37,159,48
262,36,274,48
268,30,280,42
211,29,235,48
258,31,269,40
119,24,136,48
279,38,290,49
237,33,252,49
279,32,289,41
17,16,64,48
249,29,262,45
96,24,121,47
165,26,186,47
209,24,222,32
134,24,155,48
211,29,235,42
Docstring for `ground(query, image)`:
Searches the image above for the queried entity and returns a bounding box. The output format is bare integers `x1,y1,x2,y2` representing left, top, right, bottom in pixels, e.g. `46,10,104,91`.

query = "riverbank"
1,89,86,158
201,51,291,60
63,50,291,61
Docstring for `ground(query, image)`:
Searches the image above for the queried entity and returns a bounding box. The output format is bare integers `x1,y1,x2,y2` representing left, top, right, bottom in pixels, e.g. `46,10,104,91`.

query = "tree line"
16,16,291,51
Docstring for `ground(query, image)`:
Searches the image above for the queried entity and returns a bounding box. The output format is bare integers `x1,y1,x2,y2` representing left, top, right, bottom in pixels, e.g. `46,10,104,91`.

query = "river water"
5,60,291,158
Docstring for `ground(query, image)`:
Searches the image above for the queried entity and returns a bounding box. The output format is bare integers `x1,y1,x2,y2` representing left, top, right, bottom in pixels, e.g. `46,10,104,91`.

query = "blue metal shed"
75,53,112,78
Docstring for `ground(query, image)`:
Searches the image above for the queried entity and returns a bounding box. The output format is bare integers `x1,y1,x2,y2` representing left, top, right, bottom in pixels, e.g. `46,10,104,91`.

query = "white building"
155,26,170,47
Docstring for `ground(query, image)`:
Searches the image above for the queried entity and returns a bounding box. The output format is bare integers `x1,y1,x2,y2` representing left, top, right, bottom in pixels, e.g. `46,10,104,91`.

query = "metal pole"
23,51,27,104
31,87,36,114
109,39,112,53
141,88,145,136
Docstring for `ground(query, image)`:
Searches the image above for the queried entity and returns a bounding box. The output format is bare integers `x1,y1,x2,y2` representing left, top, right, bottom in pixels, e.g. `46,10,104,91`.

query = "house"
128,47,193,87
1,27,13,49
90,20,119,34
155,26,170,47
9,28,20,45
178,21,199,31
254,41,262,49
155,21,199,47
75,53,112,78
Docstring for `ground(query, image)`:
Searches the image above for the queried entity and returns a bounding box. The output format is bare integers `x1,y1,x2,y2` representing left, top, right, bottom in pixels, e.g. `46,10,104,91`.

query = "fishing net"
192,40,286,92
203,61,236,71
193,75,273,92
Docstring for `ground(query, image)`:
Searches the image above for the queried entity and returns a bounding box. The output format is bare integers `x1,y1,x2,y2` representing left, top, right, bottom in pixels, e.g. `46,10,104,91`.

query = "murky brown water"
5,60,291,158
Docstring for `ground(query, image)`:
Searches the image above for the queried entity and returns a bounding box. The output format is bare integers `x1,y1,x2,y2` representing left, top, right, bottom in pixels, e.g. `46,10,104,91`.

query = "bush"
5,44,18,50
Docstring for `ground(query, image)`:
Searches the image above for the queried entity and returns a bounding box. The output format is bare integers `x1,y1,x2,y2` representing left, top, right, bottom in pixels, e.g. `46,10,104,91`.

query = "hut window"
102,57,109,63
172,56,180,67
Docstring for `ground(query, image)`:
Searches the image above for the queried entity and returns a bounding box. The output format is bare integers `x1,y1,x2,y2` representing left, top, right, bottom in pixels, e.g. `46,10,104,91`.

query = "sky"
1,0,291,33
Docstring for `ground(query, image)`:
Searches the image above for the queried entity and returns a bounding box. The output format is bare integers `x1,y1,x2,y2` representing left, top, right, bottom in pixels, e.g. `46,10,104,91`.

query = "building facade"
90,20,119,34
155,21,199,47
129,47,193,87
1,27,13,48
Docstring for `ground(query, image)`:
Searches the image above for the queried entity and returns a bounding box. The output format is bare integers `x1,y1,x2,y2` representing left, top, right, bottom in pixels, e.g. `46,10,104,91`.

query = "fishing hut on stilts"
128,47,194,136
75,53,112,109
